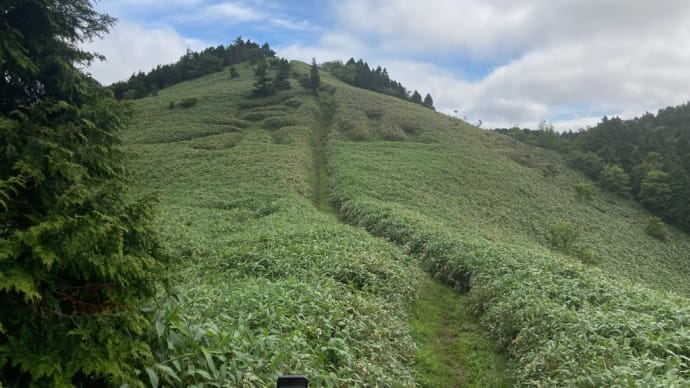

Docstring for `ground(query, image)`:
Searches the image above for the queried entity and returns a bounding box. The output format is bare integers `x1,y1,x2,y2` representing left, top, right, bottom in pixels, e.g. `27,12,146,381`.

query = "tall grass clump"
646,216,668,241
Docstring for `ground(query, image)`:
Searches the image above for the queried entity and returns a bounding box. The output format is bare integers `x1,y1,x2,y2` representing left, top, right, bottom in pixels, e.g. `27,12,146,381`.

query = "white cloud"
334,0,690,57
324,0,690,130
340,31,690,131
267,17,319,31
190,2,317,31
198,2,262,22
82,22,209,85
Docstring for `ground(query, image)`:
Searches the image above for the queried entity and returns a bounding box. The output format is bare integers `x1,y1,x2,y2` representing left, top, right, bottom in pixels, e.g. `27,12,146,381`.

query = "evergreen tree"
305,58,321,95
423,93,435,110
252,59,274,96
410,90,423,104
598,164,630,195
0,1,162,384
229,65,239,79
640,170,674,213
273,58,291,90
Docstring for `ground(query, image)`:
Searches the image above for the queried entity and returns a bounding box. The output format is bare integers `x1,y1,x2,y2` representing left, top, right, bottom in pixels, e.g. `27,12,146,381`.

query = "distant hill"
108,42,435,110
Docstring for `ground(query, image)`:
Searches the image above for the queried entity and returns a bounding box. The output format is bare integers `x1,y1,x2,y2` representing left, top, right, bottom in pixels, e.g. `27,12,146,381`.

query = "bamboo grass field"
121,62,690,386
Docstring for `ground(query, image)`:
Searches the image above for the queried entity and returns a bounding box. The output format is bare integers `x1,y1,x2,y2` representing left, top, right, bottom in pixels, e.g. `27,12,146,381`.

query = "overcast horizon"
84,0,690,131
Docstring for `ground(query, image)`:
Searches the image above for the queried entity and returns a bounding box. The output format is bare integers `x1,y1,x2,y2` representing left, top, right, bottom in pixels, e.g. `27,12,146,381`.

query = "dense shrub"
599,164,630,195
400,122,420,135
169,97,199,109
542,164,559,177
284,98,302,108
365,108,383,120
179,97,199,108
575,182,595,201
381,125,407,141
0,2,163,384
645,216,668,241
546,221,581,252
338,119,370,141
546,221,598,264
319,84,337,95
204,118,249,128
262,116,298,130
568,151,604,179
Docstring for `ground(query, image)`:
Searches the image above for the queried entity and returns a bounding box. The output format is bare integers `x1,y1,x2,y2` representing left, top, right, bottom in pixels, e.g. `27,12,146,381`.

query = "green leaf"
145,367,159,388
201,348,217,377
155,320,165,338
156,364,181,383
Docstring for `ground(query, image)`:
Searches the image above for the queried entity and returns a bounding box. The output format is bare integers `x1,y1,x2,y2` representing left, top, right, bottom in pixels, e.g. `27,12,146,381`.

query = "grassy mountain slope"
123,64,424,386
327,81,690,296
324,75,690,384
123,61,690,385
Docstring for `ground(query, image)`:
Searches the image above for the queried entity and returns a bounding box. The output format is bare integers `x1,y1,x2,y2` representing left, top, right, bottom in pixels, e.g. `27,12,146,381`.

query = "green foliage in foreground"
145,206,420,387
1,2,163,385
122,67,422,385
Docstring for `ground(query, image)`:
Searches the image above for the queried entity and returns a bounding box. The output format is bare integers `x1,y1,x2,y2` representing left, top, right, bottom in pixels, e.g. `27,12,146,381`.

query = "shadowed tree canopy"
495,102,690,233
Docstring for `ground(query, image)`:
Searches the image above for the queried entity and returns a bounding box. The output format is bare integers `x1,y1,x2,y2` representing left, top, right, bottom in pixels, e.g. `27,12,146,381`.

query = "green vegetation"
546,221,582,252
646,216,668,241
251,58,275,97
598,164,630,195
546,221,598,265
168,97,199,109
575,181,595,201
0,2,163,385
229,65,239,79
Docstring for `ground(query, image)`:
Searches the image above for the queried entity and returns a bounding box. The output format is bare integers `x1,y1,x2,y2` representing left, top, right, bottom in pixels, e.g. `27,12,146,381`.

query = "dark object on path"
277,375,309,388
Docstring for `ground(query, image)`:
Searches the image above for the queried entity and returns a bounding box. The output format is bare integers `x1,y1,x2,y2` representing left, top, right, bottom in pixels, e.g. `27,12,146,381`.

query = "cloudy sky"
84,0,690,130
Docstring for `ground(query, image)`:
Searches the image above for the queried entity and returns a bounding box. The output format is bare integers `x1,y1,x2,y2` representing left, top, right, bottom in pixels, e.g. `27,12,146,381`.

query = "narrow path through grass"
411,275,512,387
310,95,335,214
309,95,509,386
